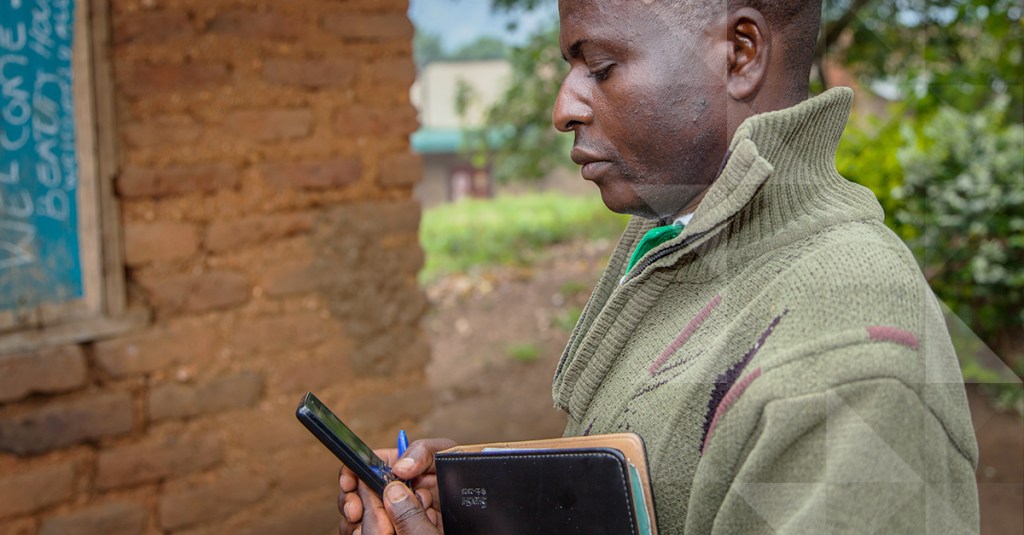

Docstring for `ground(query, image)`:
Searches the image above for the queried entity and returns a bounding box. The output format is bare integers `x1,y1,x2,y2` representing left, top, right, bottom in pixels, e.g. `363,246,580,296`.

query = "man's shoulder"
768,218,924,294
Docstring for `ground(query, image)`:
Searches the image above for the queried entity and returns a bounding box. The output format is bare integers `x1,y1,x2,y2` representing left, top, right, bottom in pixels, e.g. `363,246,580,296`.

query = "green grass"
554,306,583,332
420,193,629,282
558,280,590,297
506,342,543,362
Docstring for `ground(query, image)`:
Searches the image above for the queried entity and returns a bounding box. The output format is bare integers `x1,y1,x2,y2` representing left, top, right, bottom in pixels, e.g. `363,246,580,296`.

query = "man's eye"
588,65,613,82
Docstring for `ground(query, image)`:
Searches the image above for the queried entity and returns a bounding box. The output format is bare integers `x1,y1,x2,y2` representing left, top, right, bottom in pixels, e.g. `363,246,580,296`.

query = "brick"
118,63,230,97
225,411,308,455
274,352,351,395
0,345,87,403
349,329,429,377
0,462,75,519
121,115,201,149
96,434,223,489
117,164,239,199
237,503,336,535
379,153,422,187
93,322,219,377
262,158,362,190
158,472,270,530
262,260,331,297
336,105,418,138
38,502,147,535
0,393,134,455
114,11,193,44
261,57,356,89
138,270,250,314
0,517,35,535
123,221,198,266
343,384,432,433
229,312,329,355
223,108,312,142
365,56,416,88
322,13,413,42
149,371,263,422
321,200,422,237
207,9,304,40
206,212,315,253
270,452,338,496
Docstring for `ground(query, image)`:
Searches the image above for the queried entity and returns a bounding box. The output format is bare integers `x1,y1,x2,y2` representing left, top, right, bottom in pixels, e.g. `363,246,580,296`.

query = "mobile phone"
296,391,396,496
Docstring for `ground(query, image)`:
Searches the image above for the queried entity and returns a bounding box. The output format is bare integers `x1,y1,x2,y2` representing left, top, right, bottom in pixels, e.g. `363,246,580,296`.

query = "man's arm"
691,377,979,534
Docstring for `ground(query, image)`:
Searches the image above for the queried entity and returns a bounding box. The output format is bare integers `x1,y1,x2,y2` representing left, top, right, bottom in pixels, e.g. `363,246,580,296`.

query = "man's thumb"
384,482,438,534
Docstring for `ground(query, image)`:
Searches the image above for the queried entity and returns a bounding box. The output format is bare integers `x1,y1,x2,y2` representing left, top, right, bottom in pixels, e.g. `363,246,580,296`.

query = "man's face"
553,0,729,219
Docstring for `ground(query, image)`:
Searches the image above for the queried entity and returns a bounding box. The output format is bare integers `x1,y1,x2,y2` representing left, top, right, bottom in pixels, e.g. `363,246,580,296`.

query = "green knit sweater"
552,88,979,534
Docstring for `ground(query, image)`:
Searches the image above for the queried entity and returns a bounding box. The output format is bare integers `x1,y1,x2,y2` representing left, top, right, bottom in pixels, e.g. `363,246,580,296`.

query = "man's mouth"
580,161,612,181
570,147,611,181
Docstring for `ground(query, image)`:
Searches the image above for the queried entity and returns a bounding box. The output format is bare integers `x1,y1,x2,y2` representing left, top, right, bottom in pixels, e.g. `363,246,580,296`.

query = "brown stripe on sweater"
648,294,723,375
866,326,920,350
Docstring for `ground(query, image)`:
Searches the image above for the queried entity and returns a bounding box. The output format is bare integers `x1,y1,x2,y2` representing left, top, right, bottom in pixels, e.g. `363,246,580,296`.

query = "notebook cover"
435,447,640,535
439,432,658,533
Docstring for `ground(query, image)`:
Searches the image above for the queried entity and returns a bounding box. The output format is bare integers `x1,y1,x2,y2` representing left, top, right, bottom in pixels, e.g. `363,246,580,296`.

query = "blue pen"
397,429,409,458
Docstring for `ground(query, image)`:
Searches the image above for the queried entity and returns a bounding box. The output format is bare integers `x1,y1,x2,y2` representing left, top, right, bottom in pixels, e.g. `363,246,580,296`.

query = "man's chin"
597,188,661,220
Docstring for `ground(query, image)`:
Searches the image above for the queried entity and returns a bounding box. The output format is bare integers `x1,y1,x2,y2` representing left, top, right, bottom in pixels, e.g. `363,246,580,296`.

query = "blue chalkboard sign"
0,0,83,312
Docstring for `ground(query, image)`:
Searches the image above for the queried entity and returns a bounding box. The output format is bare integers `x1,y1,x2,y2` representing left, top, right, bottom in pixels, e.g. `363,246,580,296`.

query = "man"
339,0,980,533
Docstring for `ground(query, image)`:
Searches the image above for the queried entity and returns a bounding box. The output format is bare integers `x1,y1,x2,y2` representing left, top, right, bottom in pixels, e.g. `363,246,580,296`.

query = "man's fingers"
392,438,456,479
415,488,432,510
356,479,395,535
383,483,441,535
343,493,363,523
340,468,358,493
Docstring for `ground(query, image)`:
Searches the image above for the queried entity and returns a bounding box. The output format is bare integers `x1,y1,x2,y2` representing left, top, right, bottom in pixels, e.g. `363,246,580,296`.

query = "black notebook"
434,434,657,535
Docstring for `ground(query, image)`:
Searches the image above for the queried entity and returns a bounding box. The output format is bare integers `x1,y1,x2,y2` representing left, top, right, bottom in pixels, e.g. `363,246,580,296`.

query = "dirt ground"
418,238,1023,534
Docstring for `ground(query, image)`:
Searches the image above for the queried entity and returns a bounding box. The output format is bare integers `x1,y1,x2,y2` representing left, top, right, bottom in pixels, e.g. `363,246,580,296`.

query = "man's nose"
552,72,592,133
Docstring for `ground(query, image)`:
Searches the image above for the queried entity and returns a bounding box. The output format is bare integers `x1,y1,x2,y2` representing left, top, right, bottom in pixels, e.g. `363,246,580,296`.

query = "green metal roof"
411,127,511,154
411,128,463,154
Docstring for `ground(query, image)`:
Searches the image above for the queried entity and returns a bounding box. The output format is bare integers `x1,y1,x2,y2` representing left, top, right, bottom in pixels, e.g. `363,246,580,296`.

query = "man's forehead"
558,0,728,23
558,0,704,49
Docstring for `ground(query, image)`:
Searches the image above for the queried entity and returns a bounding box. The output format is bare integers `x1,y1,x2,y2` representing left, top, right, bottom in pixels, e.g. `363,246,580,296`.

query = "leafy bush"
419,193,628,282
836,112,908,231
895,97,1024,352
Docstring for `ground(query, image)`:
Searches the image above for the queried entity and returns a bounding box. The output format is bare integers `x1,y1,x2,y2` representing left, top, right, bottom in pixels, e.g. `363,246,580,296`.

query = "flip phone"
295,392,396,496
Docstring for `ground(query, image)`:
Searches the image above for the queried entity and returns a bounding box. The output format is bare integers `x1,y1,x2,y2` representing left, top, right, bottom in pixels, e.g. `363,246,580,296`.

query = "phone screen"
297,392,394,494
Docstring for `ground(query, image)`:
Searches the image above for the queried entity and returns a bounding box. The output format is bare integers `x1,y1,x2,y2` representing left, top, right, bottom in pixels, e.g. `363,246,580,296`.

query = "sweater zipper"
621,228,710,285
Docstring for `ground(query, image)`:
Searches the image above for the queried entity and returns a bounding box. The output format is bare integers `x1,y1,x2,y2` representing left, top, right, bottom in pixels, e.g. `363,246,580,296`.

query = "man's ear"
726,7,769,101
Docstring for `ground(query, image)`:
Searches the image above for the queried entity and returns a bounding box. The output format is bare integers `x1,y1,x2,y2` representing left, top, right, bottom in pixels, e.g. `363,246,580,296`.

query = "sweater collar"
684,86,863,237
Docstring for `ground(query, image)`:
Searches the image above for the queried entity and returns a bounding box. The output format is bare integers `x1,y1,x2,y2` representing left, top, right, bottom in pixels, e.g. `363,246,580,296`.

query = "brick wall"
0,1,429,533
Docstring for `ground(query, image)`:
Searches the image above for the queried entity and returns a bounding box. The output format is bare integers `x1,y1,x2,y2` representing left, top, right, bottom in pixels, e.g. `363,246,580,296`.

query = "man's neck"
665,148,732,223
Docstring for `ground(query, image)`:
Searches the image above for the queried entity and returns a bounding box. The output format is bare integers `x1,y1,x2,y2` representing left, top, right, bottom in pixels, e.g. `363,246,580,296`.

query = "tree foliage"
414,30,445,68
836,0,1023,120
414,32,509,68
450,36,509,62
464,23,571,183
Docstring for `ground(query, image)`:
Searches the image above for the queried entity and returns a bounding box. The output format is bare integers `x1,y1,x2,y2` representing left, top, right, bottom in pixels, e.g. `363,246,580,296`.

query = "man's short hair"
739,0,822,75
660,0,822,78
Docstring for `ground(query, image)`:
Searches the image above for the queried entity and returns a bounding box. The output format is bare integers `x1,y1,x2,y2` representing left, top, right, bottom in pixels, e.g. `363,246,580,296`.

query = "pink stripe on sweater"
866,326,920,351
649,294,723,375
701,367,762,454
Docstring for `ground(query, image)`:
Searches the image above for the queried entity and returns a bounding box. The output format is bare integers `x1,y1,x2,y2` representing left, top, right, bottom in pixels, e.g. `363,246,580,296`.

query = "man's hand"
338,438,455,535
382,481,443,534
